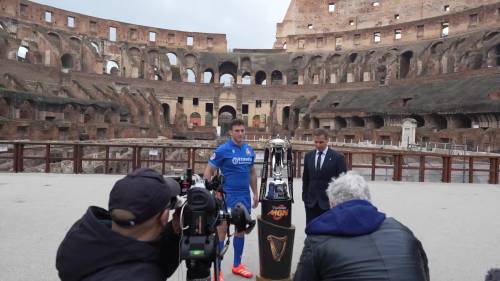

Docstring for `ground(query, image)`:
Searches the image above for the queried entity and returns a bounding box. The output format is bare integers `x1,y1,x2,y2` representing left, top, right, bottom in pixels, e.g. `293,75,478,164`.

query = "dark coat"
302,148,347,210
56,206,180,281
294,200,429,281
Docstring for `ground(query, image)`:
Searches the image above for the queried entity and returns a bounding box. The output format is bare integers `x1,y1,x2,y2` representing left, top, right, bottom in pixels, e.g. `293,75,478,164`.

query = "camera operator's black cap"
108,168,180,227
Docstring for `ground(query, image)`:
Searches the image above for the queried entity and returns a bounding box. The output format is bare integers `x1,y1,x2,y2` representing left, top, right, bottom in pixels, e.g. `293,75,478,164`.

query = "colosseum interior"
0,0,499,152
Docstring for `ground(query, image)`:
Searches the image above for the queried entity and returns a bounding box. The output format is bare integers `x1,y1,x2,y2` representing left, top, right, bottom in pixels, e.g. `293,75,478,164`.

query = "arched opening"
84,107,95,123
190,112,201,127
427,114,447,130
220,74,235,87
431,42,444,55
371,115,384,128
203,69,214,83
0,98,10,118
106,60,119,75
349,53,358,63
271,70,283,85
351,116,365,127
496,44,500,66
61,54,73,70
0,22,5,30
282,106,290,130
19,101,34,119
171,68,182,82
334,116,347,129
90,42,100,55
376,65,387,85
241,72,251,85
255,71,267,85
287,69,298,85
218,105,237,135
162,103,170,126
186,69,196,83
409,114,425,127
312,117,320,129
154,74,162,81
454,114,472,128
47,32,61,47
166,53,177,66
219,61,237,86
17,46,29,61
400,51,413,79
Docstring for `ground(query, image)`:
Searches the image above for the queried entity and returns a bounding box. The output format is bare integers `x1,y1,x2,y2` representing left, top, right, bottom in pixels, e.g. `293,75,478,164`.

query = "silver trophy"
259,136,294,202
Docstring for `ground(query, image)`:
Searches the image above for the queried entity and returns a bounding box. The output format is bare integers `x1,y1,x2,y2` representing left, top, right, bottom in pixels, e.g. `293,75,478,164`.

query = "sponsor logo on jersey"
232,157,253,165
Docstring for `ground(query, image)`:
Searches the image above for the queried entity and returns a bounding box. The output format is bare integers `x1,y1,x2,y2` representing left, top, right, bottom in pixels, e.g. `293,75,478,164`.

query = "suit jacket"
302,148,347,210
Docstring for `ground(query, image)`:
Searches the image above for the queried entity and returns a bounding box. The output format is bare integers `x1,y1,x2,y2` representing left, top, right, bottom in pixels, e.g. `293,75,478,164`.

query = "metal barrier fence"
0,141,498,184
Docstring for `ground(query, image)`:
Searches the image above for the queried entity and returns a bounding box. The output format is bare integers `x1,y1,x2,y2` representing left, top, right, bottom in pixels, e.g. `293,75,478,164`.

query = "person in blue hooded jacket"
294,171,429,281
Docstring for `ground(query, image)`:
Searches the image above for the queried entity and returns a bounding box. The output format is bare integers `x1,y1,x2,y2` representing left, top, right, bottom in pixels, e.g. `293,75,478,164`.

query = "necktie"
316,151,322,172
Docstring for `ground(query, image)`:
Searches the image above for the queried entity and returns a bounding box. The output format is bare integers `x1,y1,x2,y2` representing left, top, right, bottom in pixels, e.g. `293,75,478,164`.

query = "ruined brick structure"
0,0,499,151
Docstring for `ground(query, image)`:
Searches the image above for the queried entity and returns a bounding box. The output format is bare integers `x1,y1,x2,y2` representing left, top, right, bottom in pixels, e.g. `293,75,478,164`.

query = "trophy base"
256,274,291,281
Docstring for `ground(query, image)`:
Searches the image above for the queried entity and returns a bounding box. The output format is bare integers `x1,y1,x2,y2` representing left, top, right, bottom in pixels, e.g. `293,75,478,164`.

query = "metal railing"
0,141,498,184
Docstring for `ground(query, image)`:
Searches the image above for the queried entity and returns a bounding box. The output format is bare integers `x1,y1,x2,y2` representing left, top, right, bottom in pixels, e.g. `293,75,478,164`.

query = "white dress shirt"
314,147,329,170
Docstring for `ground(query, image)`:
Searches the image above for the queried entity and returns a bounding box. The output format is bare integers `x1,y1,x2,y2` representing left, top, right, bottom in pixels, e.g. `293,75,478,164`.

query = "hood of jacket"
306,200,386,236
56,206,160,281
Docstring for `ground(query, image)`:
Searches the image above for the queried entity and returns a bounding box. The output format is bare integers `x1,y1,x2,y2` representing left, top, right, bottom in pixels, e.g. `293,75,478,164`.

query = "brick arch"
19,100,34,119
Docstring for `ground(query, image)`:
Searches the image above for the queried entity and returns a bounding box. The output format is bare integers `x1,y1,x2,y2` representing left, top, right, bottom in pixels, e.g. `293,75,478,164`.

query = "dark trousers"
305,204,328,225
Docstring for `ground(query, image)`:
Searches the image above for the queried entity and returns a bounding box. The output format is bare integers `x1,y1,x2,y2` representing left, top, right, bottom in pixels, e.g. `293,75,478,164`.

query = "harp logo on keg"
267,204,289,221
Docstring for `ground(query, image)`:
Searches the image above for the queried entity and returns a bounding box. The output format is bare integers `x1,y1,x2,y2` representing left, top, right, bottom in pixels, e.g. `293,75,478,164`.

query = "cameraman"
204,118,258,280
56,168,182,281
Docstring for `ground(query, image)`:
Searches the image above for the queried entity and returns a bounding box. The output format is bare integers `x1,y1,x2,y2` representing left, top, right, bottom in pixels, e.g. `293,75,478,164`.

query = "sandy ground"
0,173,499,281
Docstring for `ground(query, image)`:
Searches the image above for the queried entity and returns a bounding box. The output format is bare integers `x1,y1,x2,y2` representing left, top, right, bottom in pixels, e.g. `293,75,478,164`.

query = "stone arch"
282,106,290,129
203,68,214,83
167,52,178,66
241,71,251,85
184,54,198,69
255,71,267,85
128,47,141,57
90,42,100,55
454,114,472,128
186,69,196,83
190,112,201,127
0,97,10,118
271,70,283,85
426,114,447,130
70,36,81,46
370,115,384,128
47,32,61,48
292,56,304,68
17,46,29,61
287,69,298,85
240,57,252,72
376,65,387,85
351,116,365,127
409,114,425,127
334,116,347,129
84,107,96,123
307,55,323,84
19,100,34,119
61,53,73,70
431,41,444,55
218,105,237,135
219,61,237,86
162,103,170,126
400,51,413,79
63,104,79,122
104,109,113,124
106,60,120,75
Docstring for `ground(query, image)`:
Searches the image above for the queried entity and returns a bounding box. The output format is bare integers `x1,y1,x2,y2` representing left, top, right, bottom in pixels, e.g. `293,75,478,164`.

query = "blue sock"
233,236,244,267
218,241,224,271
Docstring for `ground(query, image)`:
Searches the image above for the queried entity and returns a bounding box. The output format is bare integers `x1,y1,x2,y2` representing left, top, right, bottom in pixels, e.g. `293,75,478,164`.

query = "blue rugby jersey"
208,138,255,194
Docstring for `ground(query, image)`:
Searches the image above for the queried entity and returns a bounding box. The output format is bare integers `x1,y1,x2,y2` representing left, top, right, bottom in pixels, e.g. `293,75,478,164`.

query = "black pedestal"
258,199,295,280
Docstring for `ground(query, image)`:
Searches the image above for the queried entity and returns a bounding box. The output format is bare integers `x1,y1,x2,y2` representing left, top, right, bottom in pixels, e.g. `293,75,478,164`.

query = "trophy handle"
287,147,294,203
259,147,270,201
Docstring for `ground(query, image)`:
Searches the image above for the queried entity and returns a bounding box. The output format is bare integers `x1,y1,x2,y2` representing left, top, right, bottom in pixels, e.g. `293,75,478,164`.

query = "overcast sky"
32,0,291,50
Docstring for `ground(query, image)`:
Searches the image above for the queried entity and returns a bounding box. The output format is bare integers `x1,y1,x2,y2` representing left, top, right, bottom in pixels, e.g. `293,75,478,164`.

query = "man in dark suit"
302,128,347,224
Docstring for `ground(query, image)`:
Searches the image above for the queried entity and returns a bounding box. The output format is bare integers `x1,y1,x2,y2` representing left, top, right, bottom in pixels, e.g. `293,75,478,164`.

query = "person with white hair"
294,171,429,281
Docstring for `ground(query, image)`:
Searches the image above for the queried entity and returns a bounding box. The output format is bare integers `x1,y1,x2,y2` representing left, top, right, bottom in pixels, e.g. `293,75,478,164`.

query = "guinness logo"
267,235,287,262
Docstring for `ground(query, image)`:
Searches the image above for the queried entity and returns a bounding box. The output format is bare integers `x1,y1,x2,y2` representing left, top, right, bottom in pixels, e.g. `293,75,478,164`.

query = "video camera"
168,168,256,281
